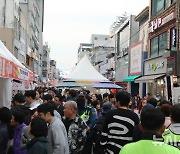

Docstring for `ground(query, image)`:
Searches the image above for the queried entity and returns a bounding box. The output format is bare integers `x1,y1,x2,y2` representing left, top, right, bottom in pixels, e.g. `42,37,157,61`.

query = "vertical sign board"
130,41,142,75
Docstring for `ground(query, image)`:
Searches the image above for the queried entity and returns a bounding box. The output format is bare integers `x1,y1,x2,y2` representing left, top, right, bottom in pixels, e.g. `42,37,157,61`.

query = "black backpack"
92,116,105,154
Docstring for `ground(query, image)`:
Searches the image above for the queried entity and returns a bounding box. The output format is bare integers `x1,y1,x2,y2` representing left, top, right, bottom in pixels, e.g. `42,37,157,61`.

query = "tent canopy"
66,55,108,84
92,81,123,89
0,41,34,82
56,80,84,88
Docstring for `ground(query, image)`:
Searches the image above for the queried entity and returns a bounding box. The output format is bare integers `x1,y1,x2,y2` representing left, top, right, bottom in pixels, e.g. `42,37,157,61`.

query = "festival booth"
63,55,111,93
65,55,109,85
0,41,34,108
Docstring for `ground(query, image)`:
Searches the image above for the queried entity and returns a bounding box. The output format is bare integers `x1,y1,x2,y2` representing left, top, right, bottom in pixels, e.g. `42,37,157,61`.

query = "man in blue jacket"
77,94,97,153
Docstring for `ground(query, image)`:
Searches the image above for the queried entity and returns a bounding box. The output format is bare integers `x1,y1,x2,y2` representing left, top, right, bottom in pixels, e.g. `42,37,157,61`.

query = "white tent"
0,41,34,108
66,55,108,84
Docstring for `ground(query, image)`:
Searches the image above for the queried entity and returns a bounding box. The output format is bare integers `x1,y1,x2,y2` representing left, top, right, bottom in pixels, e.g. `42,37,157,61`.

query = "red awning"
0,41,34,82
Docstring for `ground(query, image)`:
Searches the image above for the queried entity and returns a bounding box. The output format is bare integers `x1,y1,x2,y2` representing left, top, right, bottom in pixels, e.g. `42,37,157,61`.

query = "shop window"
151,0,169,17
170,28,177,51
150,32,167,58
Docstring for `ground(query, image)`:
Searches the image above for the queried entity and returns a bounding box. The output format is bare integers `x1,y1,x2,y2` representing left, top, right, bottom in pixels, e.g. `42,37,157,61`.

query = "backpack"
92,116,105,154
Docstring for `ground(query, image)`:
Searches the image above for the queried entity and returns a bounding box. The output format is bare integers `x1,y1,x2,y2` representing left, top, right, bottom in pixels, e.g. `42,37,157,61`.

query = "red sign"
0,55,34,82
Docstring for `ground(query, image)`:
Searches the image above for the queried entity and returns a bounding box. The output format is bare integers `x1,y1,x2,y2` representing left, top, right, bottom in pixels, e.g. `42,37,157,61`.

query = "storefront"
135,56,168,99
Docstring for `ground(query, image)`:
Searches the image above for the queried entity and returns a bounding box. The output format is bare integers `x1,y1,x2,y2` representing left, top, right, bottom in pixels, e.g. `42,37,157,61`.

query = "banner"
0,55,34,82
130,41,142,75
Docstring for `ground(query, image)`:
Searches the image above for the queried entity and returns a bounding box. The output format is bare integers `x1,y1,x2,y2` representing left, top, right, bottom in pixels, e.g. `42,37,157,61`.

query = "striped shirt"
100,108,139,154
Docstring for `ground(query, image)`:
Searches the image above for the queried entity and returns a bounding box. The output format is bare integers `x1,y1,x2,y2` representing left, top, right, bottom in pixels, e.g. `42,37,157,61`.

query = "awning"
135,74,165,83
0,41,34,82
123,75,141,82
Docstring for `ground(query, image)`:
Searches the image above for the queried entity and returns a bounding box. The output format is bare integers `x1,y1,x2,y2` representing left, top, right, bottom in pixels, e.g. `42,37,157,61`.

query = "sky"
44,0,149,71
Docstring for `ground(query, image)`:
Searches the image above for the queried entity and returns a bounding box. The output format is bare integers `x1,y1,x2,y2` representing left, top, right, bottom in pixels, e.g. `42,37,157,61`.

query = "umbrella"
92,81,123,89
56,80,84,88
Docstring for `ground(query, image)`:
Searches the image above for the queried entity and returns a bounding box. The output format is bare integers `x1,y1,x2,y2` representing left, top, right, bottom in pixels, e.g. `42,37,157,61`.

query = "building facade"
113,15,139,91
0,0,21,58
42,43,50,83
0,0,44,80
49,60,59,86
77,43,92,63
90,34,114,79
135,0,180,101
131,6,149,97
20,0,44,76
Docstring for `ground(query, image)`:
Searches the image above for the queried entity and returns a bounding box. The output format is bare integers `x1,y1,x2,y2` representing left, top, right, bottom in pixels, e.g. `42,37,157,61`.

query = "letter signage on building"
150,12,175,33
144,57,167,75
130,41,142,75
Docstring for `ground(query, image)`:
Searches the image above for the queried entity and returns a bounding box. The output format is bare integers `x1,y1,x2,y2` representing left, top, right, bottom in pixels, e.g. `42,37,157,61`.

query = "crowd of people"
0,87,180,154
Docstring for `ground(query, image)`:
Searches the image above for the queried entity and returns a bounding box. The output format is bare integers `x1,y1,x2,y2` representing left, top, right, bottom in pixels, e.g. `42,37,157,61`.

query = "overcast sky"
44,0,149,71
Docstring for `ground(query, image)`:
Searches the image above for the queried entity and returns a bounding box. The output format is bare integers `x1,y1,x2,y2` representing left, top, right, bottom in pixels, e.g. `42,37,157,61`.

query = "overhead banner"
0,55,34,82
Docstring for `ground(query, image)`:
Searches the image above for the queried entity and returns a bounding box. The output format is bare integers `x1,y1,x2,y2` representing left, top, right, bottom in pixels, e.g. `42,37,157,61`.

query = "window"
42,61,47,67
151,0,168,17
171,0,176,4
150,32,167,58
151,37,158,58
42,71,47,77
159,32,167,56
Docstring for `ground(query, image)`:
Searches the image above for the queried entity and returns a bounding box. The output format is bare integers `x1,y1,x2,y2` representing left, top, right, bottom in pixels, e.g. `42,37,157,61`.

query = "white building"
77,43,92,63
20,0,44,76
42,43,50,83
0,0,21,58
90,34,114,78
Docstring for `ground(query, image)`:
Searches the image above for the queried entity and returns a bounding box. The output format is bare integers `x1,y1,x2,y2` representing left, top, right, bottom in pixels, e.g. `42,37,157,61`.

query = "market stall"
0,41,34,108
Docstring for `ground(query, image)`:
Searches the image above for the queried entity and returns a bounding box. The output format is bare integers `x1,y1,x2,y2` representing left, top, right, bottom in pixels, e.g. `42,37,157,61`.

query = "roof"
66,55,108,83
135,6,149,22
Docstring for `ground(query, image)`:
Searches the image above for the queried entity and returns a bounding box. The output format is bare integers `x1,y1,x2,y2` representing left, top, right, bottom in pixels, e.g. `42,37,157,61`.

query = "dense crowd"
0,87,180,154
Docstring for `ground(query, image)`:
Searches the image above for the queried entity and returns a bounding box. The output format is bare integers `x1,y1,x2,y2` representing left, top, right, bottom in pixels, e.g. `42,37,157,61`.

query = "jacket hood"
15,105,30,115
27,136,48,148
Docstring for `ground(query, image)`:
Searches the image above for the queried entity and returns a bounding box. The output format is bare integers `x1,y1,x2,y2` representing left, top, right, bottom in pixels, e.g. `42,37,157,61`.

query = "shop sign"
150,12,175,33
172,28,176,47
151,18,162,32
0,56,13,79
0,55,34,82
130,41,142,75
145,57,167,75
148,61,164,71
